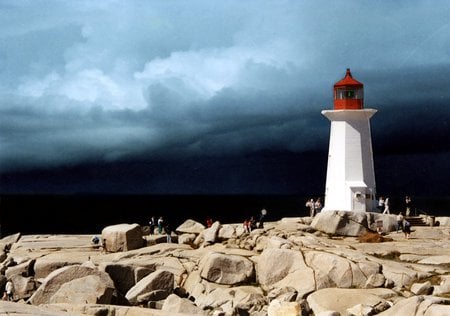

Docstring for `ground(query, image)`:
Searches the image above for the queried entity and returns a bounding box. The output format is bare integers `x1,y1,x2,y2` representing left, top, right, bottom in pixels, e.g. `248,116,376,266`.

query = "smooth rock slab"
200,252,254,285
29,265,114,305
307,288,397,316
125,270,174,305
257,248,315,298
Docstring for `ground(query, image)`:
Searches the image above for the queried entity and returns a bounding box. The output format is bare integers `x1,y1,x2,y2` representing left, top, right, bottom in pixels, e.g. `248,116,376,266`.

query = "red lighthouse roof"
333,68,364,110
334,68,363,88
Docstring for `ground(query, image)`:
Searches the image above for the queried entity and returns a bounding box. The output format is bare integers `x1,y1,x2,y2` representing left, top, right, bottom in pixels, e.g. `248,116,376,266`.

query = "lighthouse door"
351,186,366,212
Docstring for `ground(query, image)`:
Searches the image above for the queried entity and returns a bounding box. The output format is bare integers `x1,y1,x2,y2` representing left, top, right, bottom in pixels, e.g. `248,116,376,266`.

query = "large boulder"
100,263,153,295
199,252,254,285
49,274,114,304
10,274,37,300
256,248,315,298
102,223,144,252
34,252,91,279
176,220,205,234
125,269,174,305
5,259,35,279
311,211,397,236
29,265,115,305
218,224,236,240
203,221,221,244
304,251,379,289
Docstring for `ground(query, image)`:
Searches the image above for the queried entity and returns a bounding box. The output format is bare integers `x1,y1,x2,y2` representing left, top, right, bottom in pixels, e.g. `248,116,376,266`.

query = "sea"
1,194,449,237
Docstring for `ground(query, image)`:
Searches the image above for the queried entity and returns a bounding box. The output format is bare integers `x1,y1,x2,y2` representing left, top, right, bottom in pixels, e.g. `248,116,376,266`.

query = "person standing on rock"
164,222,172,243
378,196,385,212
306,199,316,217
258,208,267,229
396,212,404,233
382,197,390,214
314,198,323,213
403,219,411,239
149,216,156,235
5,279,13,301
405,196,413,217
157,216,164,234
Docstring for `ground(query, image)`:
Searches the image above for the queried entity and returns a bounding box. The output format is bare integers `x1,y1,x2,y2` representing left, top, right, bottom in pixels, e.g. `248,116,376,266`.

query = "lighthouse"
321,69,377,212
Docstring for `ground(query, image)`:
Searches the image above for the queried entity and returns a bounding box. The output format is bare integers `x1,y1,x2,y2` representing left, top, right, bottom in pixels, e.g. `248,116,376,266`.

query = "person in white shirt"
382,197,390,214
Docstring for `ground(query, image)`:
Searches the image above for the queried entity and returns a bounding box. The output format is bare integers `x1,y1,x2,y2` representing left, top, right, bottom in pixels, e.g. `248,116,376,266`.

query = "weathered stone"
311,211,397,236
411,281,433,295
137,289,169,303
305,251,371,289
257,248,315,298
183,270,202,297
435,217,450,226
268,299,301,316
10,274,36,300
195,286,265,312
178,233,196,245
29,265,114,305
347,303,377,316
199,252,254,285
100,263,153,295
365,273,386,288
418,255,450,265
34,252,92,279
176,219,205,234
203,221,221,244
377,295,450,316
433,275,450,296
0,301,73,315
307,288,397,316
218,224,236,240
0,233,21,248
125,269,174,305
162,293,207,315
267,287,298,302
5,259,34,279
50,274,114,304
102,223,144,252
265,236,293,249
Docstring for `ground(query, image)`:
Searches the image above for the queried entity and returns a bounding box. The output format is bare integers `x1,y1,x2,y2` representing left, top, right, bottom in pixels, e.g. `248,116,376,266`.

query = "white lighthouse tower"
322,69,377,212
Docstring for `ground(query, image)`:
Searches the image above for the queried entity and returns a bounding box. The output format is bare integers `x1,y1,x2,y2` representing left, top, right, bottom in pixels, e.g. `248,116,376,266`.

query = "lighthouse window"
336,88,362,99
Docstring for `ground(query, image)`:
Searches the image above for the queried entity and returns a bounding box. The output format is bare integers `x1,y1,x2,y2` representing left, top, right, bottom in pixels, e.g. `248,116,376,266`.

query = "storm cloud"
0,1,449,194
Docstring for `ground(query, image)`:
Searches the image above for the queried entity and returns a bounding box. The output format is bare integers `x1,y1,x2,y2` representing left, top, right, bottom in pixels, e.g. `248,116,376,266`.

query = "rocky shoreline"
1,211,450,315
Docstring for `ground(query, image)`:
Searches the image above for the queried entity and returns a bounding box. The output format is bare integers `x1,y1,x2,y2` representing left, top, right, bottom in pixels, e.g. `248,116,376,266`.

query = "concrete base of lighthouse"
321,109,377,213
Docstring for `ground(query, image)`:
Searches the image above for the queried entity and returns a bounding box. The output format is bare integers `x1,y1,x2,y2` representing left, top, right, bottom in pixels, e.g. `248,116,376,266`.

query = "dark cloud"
0,1,449,195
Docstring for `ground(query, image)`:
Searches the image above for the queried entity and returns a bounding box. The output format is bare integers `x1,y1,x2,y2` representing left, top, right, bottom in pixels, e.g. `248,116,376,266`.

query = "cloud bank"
0,1,449,182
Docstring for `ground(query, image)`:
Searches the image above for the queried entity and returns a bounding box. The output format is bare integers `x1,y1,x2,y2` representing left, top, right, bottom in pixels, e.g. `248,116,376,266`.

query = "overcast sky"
0,0,449,195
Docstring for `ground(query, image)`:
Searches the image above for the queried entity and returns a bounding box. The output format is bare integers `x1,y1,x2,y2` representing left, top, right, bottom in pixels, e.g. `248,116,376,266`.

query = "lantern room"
334,68,364,110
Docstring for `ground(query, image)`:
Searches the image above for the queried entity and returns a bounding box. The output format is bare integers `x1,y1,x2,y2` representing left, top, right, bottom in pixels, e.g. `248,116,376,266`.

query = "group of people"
305,198,322,217
149,216,172,243
379,195,414,239
378,195,414,216
243,208,267,233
